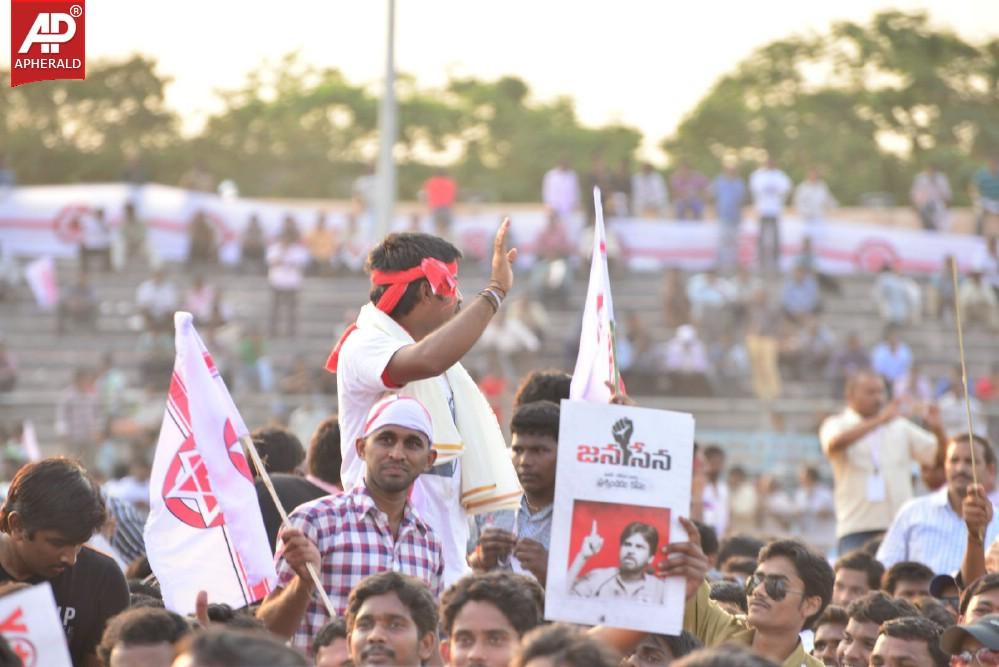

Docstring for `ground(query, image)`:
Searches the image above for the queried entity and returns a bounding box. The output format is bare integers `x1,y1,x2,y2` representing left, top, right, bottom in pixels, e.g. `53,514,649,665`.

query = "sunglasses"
950,648,999,667
745,573,806,602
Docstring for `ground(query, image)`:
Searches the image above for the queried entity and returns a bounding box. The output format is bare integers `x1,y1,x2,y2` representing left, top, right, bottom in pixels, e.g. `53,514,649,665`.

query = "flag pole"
240,435,337,618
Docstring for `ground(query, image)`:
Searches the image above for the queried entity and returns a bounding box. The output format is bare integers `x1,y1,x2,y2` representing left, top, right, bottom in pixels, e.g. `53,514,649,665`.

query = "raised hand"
581,520,604,558
489,218,518,296
964,483,993,541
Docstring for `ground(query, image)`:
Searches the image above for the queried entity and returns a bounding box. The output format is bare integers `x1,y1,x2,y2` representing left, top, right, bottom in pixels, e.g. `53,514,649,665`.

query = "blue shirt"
877,486,999,574
713,175,746,223
782,276,821,315
871,342,913,382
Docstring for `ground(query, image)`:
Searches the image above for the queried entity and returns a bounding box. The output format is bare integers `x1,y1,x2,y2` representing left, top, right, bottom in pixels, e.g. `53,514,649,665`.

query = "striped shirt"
876,486,999,574
275,484,444,655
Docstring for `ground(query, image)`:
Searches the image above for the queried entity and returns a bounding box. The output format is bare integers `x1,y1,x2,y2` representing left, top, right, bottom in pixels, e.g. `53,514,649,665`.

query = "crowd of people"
1,220,999,667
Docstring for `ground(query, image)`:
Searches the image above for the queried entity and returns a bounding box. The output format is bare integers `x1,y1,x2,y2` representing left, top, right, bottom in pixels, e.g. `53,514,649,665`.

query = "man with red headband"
324,222,522,586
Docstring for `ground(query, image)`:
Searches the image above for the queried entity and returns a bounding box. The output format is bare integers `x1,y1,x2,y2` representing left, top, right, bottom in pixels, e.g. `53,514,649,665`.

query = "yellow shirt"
684,582,823,667
819,409,937,537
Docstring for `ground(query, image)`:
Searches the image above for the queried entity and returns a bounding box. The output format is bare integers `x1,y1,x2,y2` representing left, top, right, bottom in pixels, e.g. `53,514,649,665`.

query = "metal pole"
373,0,397,240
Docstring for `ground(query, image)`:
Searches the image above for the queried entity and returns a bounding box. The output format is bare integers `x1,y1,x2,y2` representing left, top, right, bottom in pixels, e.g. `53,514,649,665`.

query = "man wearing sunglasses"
942,613,999,667
681,539,834,667
871,616,948,667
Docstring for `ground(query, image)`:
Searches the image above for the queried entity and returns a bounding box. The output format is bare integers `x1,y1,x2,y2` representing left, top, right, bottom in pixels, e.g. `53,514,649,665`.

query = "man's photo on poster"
565,499,671,604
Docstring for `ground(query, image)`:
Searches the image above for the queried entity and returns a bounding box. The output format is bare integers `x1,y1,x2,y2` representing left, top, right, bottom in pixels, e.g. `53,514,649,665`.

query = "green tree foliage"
662,11,999,204
0,55,178,184
1,12,994,204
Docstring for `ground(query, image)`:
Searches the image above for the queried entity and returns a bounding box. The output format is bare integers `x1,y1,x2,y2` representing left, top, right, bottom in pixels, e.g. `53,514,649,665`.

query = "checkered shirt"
275,484,444,654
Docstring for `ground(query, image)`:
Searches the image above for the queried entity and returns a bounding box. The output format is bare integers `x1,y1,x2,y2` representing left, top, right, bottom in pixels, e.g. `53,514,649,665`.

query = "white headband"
362,395,434,445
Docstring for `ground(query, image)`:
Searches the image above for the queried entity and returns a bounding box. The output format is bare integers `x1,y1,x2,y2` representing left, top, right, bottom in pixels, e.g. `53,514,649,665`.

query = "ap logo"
10,1,86,87
18,12,78,54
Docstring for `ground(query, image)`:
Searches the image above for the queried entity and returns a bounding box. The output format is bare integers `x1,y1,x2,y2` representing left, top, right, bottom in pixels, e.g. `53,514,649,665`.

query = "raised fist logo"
612,417,634,448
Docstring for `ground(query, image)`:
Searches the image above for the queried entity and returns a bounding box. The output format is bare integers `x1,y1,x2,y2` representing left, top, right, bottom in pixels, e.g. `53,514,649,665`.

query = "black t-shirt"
0,545,129,666
254,474,328,552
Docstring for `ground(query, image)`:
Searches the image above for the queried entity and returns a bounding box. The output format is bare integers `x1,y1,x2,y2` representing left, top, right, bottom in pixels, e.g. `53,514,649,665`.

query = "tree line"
1,11,996,205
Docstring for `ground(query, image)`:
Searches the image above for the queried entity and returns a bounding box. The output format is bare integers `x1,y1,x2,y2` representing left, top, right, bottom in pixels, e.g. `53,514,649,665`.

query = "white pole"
374,0,397,240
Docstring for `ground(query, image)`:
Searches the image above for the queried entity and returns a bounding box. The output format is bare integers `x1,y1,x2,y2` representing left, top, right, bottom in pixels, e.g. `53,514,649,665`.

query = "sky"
3,0,997,163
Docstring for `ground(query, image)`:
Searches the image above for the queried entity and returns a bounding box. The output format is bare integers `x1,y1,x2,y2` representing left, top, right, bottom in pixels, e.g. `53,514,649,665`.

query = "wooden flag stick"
950,261,979,489
240,435,337,618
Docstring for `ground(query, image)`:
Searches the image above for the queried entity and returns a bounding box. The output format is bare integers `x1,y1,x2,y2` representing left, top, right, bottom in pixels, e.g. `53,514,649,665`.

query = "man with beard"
258,395,444,656
568,521,666,603
878,434,999,574
326,226,521,588
836,592,919,667
346,571,438,667
820,370,947,555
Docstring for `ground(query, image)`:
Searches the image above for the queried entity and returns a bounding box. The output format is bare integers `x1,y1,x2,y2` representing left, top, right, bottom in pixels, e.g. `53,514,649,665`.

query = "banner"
0,182,986,274
545,400,694,634
145,312,276,614
570,187,622,403
0,582,72,667
23,256,58,310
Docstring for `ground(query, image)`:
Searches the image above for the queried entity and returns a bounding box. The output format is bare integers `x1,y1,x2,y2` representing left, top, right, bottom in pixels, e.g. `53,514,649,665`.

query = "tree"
0,55,178,185
662,11,999,204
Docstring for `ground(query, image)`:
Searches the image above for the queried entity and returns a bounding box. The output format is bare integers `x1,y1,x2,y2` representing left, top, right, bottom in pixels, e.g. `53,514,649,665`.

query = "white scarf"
355,304,522,514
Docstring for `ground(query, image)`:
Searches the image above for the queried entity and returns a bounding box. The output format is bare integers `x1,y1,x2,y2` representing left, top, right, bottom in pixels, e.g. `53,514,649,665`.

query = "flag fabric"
23,256,58,311
20,420,41,462
145,312,276,615
0,582,73,667
569,187,623,403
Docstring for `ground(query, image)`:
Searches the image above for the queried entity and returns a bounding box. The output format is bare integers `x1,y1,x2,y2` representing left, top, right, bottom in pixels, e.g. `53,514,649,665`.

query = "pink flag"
145,312,275,614
570,187,623,402
23,256,58,311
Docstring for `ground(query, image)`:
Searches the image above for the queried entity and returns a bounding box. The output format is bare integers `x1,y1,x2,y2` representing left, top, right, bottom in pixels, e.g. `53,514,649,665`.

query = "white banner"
0,582,73,667
145,312,276,614
570,188,622,403
0,183,986,274
545,400,694,634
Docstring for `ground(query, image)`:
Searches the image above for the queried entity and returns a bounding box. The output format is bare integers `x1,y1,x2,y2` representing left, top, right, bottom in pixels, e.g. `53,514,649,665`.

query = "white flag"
20,420,41,462
145,312,276,615
0,582,73,667
23,256,58,311
570,187,623,403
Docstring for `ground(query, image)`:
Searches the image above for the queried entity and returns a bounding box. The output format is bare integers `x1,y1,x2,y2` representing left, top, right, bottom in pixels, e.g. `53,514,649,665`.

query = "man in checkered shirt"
257,395,445,655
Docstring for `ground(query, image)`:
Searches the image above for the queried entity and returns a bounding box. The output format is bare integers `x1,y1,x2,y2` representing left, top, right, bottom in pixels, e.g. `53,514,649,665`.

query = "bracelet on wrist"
478,289,501,313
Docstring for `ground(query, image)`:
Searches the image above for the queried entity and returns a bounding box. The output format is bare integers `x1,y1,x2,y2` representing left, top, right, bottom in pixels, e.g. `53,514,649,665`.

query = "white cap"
362,395,434,445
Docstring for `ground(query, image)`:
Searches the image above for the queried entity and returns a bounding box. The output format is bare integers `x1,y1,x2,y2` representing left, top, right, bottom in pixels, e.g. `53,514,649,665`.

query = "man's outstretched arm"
386,219,517,384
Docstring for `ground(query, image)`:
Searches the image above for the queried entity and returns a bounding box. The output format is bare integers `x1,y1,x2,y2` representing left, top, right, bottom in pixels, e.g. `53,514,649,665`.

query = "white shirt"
336,324,471,586
542,167,580,217
820,409,938,537
793,180,836,222
702,481,730,538
266,242,310,290
80,213,112,249
631,171,669,215
877,486,999,574
136,279,178,317
750,168,792,217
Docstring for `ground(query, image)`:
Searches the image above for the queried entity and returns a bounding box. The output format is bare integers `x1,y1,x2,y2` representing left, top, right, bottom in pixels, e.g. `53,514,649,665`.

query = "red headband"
324,258,458,373
371,258,459,314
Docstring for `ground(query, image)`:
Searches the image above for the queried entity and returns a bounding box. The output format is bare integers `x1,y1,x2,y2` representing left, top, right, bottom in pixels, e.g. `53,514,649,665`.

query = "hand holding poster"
546,400,694,634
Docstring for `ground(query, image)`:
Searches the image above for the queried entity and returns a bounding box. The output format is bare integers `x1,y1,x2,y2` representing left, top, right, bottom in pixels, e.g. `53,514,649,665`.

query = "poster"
545,400,694,634
0,582,73,667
